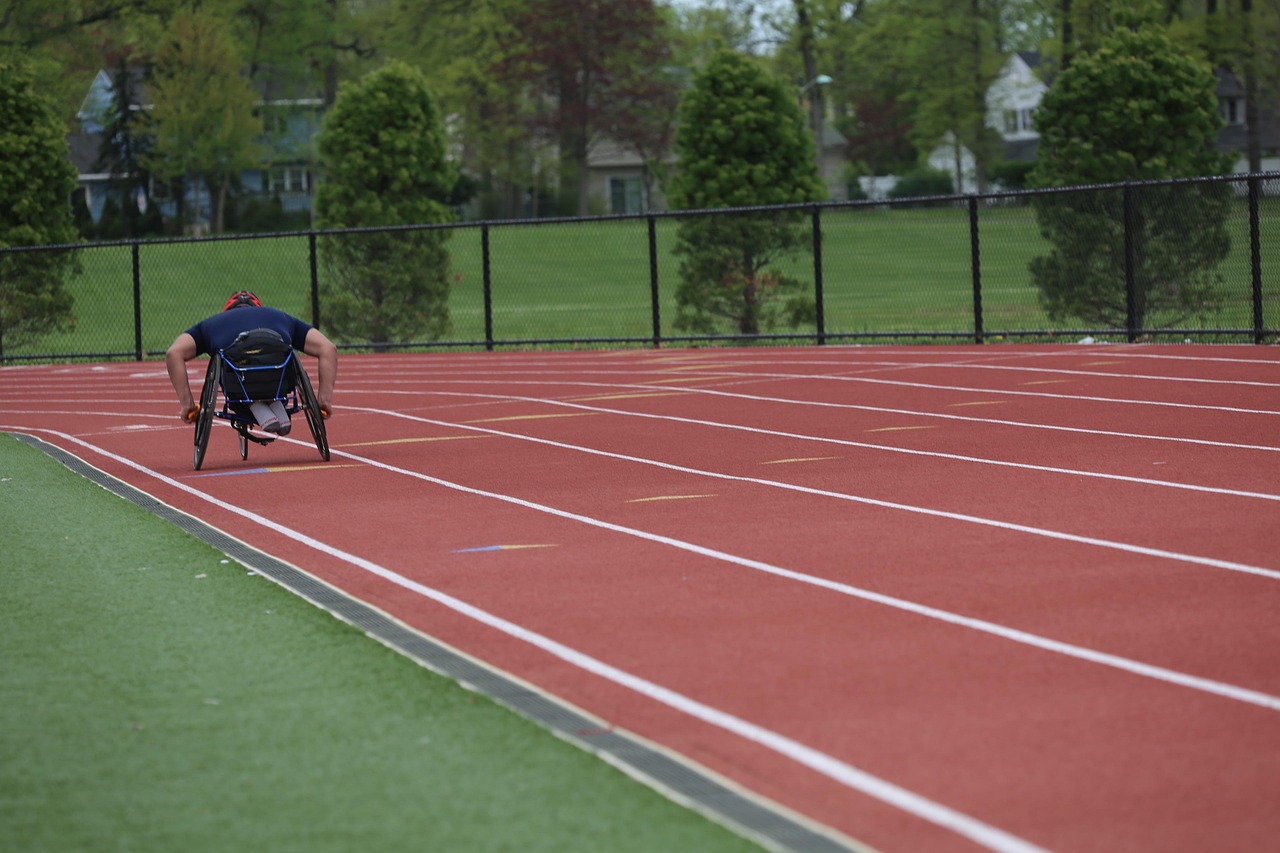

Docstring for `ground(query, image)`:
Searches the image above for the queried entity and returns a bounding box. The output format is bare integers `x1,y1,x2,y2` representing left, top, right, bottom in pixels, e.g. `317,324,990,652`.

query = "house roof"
78,66,149,123
1016,51,1042,71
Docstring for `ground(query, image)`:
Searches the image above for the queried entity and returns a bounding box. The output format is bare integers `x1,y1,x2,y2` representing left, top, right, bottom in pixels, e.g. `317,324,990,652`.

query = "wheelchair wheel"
193,357,221,470
239,430,249,460
293,359,330,462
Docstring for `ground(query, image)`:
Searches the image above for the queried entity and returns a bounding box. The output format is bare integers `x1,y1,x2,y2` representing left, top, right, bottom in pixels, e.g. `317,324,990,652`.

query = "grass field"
7,195,1278,359
0,433,767,852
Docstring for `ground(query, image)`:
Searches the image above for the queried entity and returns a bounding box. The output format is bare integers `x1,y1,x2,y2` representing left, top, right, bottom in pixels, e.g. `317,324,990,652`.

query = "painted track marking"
357,379,1280,452
361,391,1280,504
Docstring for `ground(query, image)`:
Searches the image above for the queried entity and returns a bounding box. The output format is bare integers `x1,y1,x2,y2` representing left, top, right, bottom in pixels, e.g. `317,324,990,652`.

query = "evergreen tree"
1028,19,1232,331
93,59,152,238
668,50,824,336
314,60,456,345
0,61,79,356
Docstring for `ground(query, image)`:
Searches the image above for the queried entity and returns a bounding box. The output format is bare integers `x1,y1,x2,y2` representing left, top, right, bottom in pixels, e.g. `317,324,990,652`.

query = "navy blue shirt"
186,307,313,357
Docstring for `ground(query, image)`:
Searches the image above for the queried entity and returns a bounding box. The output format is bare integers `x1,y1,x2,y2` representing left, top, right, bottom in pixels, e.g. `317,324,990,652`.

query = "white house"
927,51,1047,194
926,51,1280,195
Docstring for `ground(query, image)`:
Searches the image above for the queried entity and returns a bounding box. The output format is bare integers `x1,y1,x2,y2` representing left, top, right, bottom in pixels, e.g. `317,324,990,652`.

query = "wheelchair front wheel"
293,360,330,462
193,357,221,470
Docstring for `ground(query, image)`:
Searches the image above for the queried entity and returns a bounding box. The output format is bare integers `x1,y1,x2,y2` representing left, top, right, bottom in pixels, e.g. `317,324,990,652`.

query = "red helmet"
222,291,262,311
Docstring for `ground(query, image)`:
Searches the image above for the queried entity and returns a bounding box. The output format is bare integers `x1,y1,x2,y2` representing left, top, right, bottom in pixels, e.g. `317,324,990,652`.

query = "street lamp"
799,74,833,97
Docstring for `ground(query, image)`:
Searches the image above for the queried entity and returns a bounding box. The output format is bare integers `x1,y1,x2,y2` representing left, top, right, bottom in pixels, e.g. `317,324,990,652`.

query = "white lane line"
0,409,175,419
380,390,1280,503
1061,351,1280,366
637,358,1280,388
1,426,1047,853
680,370,1280,415
346,379,1280,453
334,365,1280,415
344,405,1280,583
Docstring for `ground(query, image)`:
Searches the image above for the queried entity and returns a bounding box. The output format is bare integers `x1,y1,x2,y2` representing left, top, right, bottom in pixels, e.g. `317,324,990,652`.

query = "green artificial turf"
0,433,765,853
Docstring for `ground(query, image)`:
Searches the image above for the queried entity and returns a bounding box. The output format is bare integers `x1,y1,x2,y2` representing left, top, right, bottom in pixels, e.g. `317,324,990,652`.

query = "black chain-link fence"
2,172,1276,363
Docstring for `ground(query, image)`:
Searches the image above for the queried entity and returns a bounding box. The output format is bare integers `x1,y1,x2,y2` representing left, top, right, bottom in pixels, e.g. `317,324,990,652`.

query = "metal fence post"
1249,175,1264,343
1123,184,1138,342
812,204,825,345
482,223,494,351
132,241,142,360
648,215,661,348
969,196,983,344
308,231,320,328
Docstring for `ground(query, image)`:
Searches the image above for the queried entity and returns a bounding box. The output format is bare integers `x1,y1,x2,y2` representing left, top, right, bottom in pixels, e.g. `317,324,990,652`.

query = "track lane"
322,403,1280,691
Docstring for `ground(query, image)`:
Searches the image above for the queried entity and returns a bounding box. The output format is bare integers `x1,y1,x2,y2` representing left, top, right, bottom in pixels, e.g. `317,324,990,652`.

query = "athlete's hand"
183,406,199,423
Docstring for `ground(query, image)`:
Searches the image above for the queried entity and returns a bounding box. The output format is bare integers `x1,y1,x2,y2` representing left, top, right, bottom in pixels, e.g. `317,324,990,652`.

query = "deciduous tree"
143,10,264,233
499,0,679,215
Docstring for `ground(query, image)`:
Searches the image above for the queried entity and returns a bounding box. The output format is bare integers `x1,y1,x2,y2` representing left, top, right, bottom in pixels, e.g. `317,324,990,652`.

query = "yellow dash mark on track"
1020,380,1072,386
761,456,839,465
570,392,683,402
625,494,716,503
1082,361,1123,366
643,377,721,385
864,425,937,433
462,412,600,424
948,401,1006,408
265,463,359,473
341,435,488,447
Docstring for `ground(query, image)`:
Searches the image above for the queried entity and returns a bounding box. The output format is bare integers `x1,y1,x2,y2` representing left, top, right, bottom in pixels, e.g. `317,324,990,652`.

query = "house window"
609,176,644,214
1221,97,1243,126
269,167,309,194
149,175,172,202
1003,108,1036,135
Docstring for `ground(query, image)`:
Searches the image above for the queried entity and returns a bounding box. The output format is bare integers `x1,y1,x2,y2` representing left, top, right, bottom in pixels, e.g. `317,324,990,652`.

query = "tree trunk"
213,173,230,234
1061,0,1074,70
1242,0,1263,172
795,0,823,162
971,0,987,193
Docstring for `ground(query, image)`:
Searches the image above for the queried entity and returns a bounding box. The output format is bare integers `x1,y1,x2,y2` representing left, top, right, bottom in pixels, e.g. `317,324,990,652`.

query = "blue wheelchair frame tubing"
215,349,299,424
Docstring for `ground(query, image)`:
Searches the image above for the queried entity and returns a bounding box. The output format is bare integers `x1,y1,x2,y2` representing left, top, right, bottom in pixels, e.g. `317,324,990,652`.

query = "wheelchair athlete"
166,290,337,433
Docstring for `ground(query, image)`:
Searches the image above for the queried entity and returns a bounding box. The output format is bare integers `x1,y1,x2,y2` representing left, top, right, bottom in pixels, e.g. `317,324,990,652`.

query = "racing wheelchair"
191,330,329,471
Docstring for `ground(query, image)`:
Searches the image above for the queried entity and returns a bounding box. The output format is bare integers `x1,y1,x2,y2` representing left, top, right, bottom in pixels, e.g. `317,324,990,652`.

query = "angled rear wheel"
293,359,329,462
193,357,221,470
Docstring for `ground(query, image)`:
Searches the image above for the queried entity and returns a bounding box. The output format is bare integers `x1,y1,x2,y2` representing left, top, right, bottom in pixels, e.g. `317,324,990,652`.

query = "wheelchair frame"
192,349,330,470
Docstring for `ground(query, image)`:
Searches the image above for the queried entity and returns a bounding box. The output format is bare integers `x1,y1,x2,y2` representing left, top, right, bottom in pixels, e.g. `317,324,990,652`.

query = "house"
926,51,1280,195
69,66,150,224
584,137,671,214
1215,69,1280,173
68,66,323,233
926,50,1047,194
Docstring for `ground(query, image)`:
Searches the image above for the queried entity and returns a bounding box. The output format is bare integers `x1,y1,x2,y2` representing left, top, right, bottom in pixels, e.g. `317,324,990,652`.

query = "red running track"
3,343,1279,853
